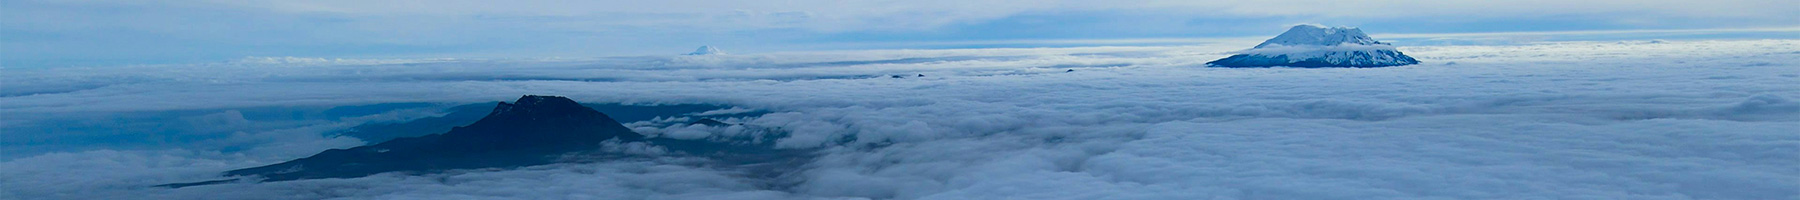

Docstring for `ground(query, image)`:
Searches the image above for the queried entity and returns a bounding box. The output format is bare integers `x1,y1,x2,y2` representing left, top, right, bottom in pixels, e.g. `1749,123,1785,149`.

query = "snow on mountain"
1209,24,1419,68
686,46,726,55
1254,24,1385,48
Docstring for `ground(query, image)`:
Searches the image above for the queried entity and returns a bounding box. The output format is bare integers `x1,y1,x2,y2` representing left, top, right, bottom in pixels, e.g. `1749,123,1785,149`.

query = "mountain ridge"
221,95,644,181
158,95,810,188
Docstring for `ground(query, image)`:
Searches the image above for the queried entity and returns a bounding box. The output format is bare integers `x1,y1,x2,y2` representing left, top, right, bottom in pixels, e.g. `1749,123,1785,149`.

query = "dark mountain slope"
225,95,643,181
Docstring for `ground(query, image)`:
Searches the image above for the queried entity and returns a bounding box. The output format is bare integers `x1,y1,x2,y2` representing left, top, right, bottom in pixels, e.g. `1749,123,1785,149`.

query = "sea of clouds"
2,39,1797,199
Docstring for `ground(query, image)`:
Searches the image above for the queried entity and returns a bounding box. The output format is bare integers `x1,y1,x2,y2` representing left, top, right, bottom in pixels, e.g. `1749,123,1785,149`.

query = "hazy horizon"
6,0,1797,67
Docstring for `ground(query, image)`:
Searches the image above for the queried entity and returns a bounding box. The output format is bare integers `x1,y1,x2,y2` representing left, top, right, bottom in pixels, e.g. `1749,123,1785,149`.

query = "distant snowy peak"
686,46,726,55
1254,24,1384,48
1210,24,1419,68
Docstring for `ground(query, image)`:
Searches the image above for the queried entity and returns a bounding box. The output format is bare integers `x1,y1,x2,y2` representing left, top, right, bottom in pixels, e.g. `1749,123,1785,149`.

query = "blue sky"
4,0,1797,67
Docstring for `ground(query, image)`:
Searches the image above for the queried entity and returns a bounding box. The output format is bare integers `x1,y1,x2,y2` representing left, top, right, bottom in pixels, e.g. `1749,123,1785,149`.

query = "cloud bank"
2,40,1798,199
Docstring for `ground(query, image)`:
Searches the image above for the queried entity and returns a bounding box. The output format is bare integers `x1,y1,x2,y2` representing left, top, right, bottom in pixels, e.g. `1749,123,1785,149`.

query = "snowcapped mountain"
1209,24,1419,68
686,46,726,55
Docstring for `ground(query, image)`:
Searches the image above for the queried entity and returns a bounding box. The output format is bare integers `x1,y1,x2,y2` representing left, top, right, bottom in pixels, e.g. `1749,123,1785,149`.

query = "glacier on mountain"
686,46,726,55
1209,24,1420,68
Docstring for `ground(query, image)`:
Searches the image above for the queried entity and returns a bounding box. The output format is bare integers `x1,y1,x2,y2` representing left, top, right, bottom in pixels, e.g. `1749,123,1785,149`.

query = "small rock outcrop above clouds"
686,46,726,55
1208,24,1420,68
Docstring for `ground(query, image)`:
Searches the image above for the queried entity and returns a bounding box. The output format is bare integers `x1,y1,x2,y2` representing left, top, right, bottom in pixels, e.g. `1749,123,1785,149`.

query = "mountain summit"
222,95,643,181
686,46,725,55
1208,24,1419,68
1254,24,1384,48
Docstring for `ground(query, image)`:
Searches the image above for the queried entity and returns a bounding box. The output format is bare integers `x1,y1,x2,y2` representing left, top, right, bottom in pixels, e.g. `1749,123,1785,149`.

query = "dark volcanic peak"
161,95,811,188
334,101,749,144
221,95,644,182
465,95,644,143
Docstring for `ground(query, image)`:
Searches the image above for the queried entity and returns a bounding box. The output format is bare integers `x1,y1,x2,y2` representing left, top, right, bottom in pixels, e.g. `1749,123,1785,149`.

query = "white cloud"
2,39,1798,199
694,107,758,116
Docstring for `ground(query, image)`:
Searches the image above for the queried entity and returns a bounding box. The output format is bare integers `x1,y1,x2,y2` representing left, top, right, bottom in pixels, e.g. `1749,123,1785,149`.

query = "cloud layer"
2,39,1798,199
